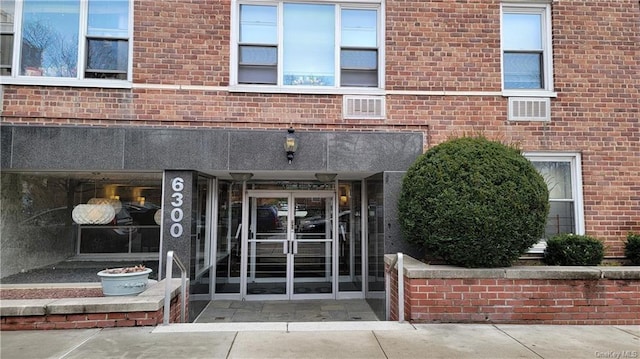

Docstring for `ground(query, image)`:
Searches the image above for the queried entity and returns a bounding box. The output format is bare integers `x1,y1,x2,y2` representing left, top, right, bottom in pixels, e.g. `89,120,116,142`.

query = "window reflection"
20,0,79,77
532,161,576,238
283,4,335,86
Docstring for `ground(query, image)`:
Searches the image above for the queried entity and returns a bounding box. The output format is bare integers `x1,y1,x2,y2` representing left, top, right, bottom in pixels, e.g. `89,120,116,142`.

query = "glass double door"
242,191,335,300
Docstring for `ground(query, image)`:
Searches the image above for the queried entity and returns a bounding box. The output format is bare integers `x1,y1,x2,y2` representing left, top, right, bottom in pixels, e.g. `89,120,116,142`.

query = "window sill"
502,90,557,98
1,77,133,89
228,84,385,96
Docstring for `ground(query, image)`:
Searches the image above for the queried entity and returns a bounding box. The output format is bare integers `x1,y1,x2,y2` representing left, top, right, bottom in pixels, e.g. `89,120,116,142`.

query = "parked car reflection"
79,203,160,254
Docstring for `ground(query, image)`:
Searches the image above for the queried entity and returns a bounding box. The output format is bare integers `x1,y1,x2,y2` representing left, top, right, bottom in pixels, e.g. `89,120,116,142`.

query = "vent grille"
508,97,551,121
343,96,385,119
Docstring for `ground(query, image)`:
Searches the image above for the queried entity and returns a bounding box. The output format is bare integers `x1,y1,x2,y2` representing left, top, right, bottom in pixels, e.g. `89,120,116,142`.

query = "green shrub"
543,234,604,266
398,136,549,268
625,233,640,265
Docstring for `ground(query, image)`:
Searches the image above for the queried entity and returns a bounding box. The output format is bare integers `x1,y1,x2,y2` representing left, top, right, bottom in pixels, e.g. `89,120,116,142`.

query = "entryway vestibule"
212,180,372,302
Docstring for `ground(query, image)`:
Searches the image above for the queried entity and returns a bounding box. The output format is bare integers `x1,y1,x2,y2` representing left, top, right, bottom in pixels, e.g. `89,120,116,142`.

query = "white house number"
169,177,185,238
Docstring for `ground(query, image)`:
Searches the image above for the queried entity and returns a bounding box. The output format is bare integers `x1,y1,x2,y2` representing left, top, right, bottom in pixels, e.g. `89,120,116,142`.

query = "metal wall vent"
343,95,385,119
508,97,551,121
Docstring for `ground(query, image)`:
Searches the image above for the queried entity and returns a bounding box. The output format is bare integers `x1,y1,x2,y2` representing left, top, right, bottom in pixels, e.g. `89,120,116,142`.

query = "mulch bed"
0,288,104,300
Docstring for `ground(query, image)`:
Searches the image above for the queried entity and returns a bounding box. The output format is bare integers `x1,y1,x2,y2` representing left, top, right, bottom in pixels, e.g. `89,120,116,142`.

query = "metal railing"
163,251,187,325
385,252,404,322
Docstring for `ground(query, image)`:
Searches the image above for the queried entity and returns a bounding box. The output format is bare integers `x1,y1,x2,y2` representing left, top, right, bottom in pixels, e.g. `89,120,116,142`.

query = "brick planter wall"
386,255,640,325
0,279,187,330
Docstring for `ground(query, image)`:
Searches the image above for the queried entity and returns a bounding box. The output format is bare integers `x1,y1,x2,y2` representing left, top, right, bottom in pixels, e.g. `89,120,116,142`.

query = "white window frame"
2,0,133,88
525,152,585,254
229,0,385,95
500,2,555,98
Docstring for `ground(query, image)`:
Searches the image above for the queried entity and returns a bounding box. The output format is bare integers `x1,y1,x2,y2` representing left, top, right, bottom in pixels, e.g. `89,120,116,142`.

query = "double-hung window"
0,0,132,87
501,3,554,95
0,0,14,76
233,0,382,93
526,153,584,252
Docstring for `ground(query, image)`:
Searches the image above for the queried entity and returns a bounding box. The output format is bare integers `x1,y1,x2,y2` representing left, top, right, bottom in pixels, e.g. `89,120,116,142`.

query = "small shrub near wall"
543,234,604,266
625,233,640,265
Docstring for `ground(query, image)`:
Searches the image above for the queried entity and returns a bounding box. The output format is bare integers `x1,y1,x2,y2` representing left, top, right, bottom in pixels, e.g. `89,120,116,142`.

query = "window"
233,1,382,92
1,0,131,86
526,153,584,252
0,0,14,76
501,3,553,94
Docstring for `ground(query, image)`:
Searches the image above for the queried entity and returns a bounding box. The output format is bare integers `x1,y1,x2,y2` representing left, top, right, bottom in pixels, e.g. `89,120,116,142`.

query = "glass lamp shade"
154,209,162,225
88,197,122,214
72,204,116,224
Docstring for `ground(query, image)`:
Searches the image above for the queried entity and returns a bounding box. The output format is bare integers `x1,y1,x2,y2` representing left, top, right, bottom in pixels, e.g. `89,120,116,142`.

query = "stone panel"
9,126,124,170
1,125,12,169
228,130,327,171
124,129,228,171
383,171,423,259
327,132,422,172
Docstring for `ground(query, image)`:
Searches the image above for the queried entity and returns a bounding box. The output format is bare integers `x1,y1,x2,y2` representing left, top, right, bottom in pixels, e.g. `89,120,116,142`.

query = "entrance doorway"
241,191,335,300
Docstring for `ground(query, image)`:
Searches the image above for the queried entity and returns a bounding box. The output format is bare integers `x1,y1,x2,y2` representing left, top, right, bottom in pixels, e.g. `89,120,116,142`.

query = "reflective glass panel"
545,201,575,238
1,34,12,75
86,39,128,75
20,0,79,77
341,9,376,47
239,45,277,66
0,0,14,75
504,53,542,89
503,13,542,50
341,49,377,69
87,0,129,37
215,182,242,294
240,4,277,44
532,161,573,199
283,3,334,86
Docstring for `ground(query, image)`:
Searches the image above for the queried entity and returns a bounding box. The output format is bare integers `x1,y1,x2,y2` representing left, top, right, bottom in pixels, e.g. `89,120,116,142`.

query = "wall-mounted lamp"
315,173,337,182
230,172,254,181
284,127,298,164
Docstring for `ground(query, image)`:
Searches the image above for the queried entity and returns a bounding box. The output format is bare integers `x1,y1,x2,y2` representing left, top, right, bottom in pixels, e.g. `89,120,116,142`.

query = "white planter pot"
97,268,153,296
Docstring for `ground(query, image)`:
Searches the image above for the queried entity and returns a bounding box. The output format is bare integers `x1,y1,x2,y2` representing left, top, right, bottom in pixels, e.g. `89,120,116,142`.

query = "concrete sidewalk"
1,323,638,359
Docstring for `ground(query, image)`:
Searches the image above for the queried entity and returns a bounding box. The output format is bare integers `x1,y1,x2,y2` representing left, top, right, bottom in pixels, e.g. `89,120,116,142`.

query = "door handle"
283,241,288,254
293,240,298,255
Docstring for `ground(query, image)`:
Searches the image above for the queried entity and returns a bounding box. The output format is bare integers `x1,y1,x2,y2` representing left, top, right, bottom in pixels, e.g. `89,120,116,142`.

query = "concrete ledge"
46,296,165,314
503,266,602,280
0,299,51,316
0,279,182,317
598,267,640,280
385,254,640,280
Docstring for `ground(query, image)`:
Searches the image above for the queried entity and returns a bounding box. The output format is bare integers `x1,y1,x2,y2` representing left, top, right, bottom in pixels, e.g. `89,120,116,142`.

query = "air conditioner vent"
343,95,385,119
508,97,551,121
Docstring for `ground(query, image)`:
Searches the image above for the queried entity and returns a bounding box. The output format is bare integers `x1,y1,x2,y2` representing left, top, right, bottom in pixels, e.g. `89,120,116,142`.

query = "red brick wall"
1,0,638,255
0,295,186,331
388,268,640,325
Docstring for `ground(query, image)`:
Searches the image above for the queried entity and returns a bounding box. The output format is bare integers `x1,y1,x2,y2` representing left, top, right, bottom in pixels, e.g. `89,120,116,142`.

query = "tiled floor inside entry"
194,299,383,323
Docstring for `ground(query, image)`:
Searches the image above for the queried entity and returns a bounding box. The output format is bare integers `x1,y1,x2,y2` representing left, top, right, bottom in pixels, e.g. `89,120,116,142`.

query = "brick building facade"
1,0,638,315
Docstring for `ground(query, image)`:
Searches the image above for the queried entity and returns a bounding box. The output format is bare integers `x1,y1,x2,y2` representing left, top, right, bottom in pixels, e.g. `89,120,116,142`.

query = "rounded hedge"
543,234,604,266
398,136,549,268
624,233,640,265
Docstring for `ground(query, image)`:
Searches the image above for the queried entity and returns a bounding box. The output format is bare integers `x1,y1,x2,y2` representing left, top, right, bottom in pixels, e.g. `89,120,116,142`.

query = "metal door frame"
241,190,336,300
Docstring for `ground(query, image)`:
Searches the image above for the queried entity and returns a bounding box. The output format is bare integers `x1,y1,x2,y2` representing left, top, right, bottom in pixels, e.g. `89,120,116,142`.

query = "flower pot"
97,268,153,296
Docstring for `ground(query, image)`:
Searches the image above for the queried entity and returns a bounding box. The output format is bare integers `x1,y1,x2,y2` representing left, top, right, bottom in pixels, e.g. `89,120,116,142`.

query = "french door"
241,191,335,300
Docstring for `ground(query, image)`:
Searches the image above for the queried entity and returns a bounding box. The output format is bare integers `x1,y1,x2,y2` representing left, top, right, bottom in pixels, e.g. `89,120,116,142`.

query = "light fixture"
340,186,349,206
230,172,254,181
88,197,122,214
284,127,298,164
72,178,119,225
72,204,115,224
315,173,337,182
154,209,162,225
